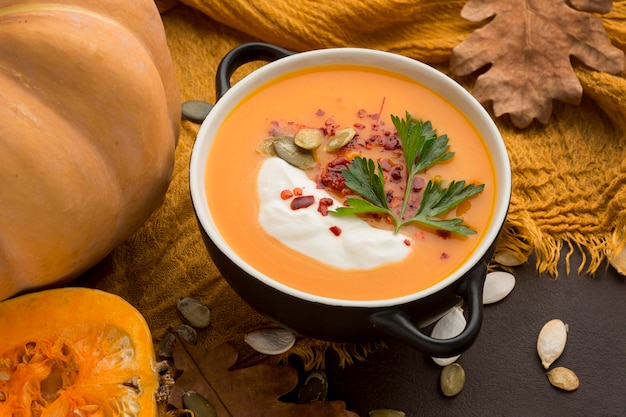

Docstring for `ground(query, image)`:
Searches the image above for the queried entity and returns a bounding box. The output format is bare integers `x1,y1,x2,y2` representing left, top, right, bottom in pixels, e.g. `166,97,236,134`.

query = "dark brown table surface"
323,250,626,416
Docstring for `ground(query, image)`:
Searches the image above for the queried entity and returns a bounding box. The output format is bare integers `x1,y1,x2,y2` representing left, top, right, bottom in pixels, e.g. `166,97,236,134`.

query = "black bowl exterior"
195,210,499,357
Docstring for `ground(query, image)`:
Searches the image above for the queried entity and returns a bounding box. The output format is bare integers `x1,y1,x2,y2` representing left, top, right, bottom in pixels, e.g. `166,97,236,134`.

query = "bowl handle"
368,263,486,358
216,42,295,99
182,43,294,124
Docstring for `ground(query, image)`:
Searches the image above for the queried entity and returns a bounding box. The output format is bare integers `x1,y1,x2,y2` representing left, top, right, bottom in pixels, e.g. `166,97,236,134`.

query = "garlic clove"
431,306,466,366
482,271,516,304
537,319,568,369
244,328,296,355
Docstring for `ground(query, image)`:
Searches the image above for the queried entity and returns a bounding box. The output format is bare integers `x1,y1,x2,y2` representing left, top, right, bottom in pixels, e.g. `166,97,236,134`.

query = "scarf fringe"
493,213,615,276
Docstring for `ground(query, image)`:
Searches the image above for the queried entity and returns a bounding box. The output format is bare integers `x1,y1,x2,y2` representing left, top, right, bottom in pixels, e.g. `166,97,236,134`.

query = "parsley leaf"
340,156,389,209
331,112,485,236
403,179,485,235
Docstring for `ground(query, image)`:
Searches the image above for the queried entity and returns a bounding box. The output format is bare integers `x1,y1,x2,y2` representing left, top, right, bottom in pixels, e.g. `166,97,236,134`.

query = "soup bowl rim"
189,47,511,308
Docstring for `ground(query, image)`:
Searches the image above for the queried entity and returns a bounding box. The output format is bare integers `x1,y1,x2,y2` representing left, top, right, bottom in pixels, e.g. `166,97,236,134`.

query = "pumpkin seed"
182,391,217,417
294,128,323,150
257,137,278,156
325,127,356,152
244,328,296,355
369,410,406,417
297,370,328,403
177,297,211,329
273,136,316,170
431,306,466,366
494,252,527,266
174,324,198,345
482,271,516,304
157,332,176,358
440,363,466,397
537,319,568,369
181,100,213,124
546,367,579,391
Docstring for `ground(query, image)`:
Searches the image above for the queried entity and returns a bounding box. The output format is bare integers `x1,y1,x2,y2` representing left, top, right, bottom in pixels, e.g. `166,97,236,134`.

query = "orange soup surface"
205,64,496,300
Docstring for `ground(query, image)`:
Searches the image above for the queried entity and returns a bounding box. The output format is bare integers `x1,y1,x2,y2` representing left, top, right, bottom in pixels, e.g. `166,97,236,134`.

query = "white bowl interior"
190,48,511,308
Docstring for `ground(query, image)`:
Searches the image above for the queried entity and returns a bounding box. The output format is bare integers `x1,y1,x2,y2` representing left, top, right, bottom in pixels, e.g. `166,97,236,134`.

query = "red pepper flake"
329,225,342,236
436,230,452,239
325,117,335,126
357,109,367,118
291,195,315,210
440,252,450,259
280,189,293,200
316,109,325,116
353,123,366,130
293,187,303,196
403,239,412,246
317,197,334,216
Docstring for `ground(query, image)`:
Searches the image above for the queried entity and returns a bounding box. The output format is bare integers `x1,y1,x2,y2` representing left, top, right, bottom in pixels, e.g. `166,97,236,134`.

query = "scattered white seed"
244,328,296,355
482,271,516,304
431,306,466,366
546,367,579,391
607,244,626,275
537,319,568,369
494,252,527,267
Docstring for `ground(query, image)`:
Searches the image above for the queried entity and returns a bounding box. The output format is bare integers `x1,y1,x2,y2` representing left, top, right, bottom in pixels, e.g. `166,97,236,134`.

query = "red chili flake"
353,123,366,130
329,226,342,236
291,195,315,210
436,230,452,239
293,187,303,196
357,109,367,118
316,109,325,116
280,189,293,200
317,198,334,216
325,117,335,126
403,239,412,246
440,252,450,259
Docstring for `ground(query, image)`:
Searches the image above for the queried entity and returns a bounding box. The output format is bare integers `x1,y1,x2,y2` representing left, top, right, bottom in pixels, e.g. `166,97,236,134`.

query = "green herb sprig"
332,112,485,236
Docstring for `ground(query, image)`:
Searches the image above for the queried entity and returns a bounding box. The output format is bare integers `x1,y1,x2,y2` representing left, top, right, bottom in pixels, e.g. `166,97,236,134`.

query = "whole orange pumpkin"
0,0,180,300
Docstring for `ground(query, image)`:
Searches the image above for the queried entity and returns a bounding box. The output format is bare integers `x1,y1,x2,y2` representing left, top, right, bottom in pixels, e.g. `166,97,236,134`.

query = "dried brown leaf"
168,340,358,417
451,0,625,128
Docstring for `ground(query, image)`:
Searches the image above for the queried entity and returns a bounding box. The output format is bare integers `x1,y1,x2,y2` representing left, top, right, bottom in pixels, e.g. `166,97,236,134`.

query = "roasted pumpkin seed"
182,391,217,417
177,297,211,329
325,127,356,152
273,136,316,169
244,328,296,355
157,332,176,358
440,363,466,397
297,370,328,403
482,271,516,304
494,252,527,267
537,319,568,369
369,410,406,417
173,324,198,345
546,367,579,391
431,306,466,366
295,128,323,150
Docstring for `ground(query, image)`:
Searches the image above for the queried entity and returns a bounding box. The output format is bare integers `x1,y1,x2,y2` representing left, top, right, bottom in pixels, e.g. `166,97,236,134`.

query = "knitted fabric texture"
79,1,626,372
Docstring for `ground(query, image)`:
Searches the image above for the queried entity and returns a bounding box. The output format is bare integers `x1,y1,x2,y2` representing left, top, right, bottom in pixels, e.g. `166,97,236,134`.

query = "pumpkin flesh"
0,288,159,417
0,1,180,300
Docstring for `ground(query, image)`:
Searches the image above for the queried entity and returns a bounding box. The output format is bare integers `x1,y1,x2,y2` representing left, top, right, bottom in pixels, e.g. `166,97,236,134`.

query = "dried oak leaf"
168,341,358,417
451,0,625,128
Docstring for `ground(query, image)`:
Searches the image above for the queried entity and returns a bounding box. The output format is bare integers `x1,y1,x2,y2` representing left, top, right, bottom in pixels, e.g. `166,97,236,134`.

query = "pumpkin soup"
205,64,496,300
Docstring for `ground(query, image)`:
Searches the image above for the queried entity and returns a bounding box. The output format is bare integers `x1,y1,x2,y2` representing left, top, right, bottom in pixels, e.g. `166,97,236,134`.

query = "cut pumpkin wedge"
0,287,158,417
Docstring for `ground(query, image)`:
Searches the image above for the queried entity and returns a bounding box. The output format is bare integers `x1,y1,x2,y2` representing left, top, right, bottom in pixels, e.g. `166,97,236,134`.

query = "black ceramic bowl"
189,43,511,357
